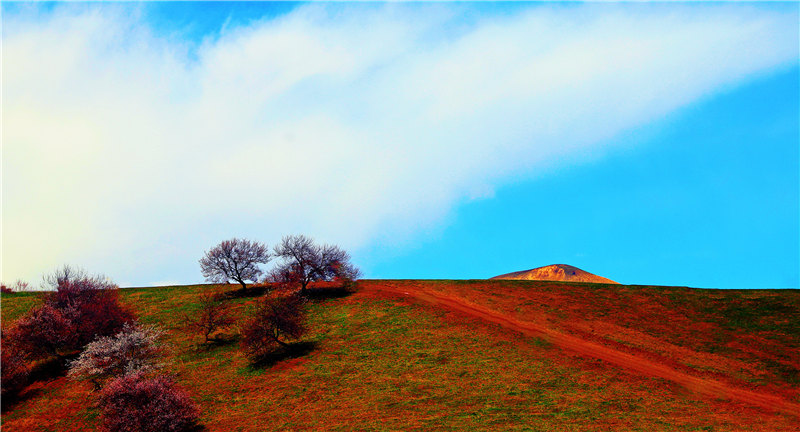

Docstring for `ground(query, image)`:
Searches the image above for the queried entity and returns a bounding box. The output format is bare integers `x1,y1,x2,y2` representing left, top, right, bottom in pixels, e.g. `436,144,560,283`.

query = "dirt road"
366,283,800,417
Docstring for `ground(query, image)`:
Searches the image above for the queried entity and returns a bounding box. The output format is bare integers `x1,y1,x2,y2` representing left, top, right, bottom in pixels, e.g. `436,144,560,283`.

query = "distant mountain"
490,264,619,284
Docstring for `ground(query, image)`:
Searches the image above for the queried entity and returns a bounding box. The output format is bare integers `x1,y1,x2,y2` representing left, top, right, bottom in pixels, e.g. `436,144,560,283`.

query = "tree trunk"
271,331,289,347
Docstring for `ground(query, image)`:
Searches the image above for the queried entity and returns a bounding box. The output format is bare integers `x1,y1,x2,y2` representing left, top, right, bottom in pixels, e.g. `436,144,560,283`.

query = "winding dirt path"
366,283,800,417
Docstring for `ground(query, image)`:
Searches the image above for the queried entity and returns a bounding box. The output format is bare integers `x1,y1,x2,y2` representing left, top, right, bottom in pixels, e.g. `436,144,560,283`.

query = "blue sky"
2,2,798,288
362,68,799,288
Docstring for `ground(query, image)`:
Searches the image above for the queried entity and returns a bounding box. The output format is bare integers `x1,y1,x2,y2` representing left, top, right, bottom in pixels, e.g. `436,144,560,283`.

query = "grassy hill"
2,280,798,431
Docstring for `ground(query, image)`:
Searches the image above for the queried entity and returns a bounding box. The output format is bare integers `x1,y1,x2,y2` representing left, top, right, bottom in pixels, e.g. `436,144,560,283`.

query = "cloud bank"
2,3,797,285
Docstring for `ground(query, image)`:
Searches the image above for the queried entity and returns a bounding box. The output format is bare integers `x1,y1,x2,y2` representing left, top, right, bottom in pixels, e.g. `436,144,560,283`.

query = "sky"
2,2,798,289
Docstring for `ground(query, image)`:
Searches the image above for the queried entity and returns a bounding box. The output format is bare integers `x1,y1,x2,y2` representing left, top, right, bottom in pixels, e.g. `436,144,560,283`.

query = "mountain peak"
490,264,619,284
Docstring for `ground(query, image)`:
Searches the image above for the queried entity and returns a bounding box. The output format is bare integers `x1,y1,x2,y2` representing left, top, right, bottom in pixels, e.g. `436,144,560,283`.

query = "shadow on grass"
198,334,241,351
186,423,207,432
2,355,74,413
304,286,356,302
2,387,42,413
249,341,317,369
28,355,73,383
216,286,271,300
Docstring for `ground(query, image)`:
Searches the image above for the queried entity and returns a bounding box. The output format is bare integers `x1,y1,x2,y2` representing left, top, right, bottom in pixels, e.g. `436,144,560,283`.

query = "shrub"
183,293,235,343
199,238,271,290
1,331,30,400
10,269,134,360
241,294,306,359
0,283,12,294
9,303,78,359
47,273,135,348
69,323,163,389
99,372,199,432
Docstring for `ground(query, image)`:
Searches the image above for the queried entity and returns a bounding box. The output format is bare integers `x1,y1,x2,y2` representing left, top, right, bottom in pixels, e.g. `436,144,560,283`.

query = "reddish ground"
361,280,800,416
2,280,798,430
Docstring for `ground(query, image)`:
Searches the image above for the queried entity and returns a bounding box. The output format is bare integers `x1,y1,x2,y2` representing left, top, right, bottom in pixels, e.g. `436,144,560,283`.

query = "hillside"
2,280,799,431
491,264,619,284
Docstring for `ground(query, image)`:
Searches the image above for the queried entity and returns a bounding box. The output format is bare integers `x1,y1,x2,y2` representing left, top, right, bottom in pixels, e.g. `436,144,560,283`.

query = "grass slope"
2,281,798,431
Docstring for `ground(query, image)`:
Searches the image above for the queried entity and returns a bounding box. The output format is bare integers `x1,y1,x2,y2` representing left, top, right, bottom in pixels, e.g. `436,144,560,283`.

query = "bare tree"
199,238,270,290
271,235,361,295
12,280,31,292
183,293,235,343
41,264,91,290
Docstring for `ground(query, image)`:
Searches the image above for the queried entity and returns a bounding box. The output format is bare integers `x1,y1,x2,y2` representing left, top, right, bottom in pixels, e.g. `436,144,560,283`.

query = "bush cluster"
65,322,198,432
4,266,199,432
8,274,135,360
195,234,358,362
6,236,350,426
3,269,134,401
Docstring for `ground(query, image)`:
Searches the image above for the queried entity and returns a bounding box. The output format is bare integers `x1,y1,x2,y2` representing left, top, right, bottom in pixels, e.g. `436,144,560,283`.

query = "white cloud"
2,3,796,285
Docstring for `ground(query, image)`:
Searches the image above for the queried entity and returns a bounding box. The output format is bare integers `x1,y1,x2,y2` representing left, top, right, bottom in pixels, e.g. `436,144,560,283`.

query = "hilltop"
491,264,620,284
2,280,798,431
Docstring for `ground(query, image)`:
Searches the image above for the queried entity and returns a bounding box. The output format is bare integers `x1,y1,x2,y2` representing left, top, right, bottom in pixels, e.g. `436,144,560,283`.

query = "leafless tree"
183,293,235,343
12,280,31,292
41,264,91,290
271,235,361,295
199,238,270,290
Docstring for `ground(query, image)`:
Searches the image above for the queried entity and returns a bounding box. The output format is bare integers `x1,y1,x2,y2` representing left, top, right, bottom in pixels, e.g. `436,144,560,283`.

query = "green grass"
1,291,43,324
2,283,799,431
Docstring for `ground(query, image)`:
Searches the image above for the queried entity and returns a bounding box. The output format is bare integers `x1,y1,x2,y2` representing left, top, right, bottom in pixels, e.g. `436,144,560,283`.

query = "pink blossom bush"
9,303,78,359
98,372,199,432
9,269,135,360
45,275,135,348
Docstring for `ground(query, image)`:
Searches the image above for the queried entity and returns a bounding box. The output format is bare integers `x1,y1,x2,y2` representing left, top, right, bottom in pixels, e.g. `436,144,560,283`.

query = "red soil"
363,281,800,417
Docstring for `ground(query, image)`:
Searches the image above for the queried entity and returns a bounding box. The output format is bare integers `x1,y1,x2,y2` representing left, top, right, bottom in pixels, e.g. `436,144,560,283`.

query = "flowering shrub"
241,294,306,359
69,323,163,388
46,276,135,348
9,303,77,359
10,271,135,360
99,372,199,432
